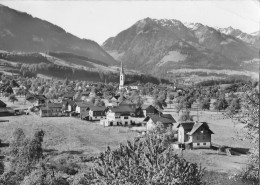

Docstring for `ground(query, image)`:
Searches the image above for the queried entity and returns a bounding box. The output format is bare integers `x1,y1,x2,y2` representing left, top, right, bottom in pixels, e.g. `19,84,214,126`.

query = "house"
81,91,90,100
101,104,136,126
110,95,127,106
75,102,92,114
73,101,95,119
12,87,20,95
63,93,75,100
87,106,107,121
144,113,176,131
26,94,47,106
39,103,65,117
127,81,142,90
62,100,75,112
177,121,214,149
141,104,159,117
0,107,15,117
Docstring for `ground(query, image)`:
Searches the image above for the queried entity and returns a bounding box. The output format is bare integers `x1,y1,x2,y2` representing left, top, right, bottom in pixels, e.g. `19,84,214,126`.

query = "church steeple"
120,61,124,75
119,61,125,90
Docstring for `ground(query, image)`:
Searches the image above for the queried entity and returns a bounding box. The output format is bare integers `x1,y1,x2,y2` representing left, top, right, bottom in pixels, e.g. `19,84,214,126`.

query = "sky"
1,0,260,44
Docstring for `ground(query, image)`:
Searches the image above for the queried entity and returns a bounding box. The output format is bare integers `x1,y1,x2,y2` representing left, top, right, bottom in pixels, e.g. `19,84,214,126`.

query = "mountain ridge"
103,17,259,75
0,4,117,66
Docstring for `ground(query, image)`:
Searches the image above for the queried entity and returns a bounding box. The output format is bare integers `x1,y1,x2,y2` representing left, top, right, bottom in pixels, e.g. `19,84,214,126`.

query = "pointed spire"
120,61,124,74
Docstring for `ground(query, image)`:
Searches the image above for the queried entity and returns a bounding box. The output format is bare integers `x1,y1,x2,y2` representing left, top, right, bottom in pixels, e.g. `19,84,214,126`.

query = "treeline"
0,52,51,64
48,51,108,67
197,75,254,86
19,62,170,84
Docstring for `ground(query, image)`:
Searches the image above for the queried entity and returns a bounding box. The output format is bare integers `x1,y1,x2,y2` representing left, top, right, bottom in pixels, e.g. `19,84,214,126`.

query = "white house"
75,102,92,116
100,104,135,126
144,113,176,131
88,106,106,121
177,121,214,149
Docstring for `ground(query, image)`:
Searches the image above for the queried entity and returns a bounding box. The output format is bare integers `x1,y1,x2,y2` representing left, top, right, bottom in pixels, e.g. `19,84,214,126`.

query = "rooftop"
146,113,176,124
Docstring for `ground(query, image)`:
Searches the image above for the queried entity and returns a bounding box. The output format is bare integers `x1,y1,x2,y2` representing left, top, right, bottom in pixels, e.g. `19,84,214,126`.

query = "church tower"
119,61,125,90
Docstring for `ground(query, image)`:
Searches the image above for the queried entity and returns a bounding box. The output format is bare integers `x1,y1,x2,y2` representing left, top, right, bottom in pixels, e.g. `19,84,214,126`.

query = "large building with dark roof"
177,121,214,149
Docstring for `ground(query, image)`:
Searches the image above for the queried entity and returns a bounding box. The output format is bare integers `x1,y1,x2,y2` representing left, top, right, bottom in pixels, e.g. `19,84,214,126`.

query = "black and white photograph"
0,0,259,184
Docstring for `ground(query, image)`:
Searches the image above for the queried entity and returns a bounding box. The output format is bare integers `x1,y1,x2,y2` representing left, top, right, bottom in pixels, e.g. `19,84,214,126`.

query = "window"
203,143,206,145
197,143,200,146
124,116,128,119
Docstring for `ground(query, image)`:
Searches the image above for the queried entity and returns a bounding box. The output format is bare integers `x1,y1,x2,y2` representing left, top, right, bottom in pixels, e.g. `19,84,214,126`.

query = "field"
0,97,252,175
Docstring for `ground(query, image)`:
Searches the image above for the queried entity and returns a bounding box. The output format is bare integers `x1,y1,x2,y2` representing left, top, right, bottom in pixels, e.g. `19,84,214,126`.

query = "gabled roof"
141,104,157,110
187,122,214,135
76,102,93,108
176,122,195,130
45,103,63,108
147,114,176,124
0,100,7,108
109,105,135,113
26,94,47,101
89,106,106,111
128,81,141,86
62,100,75,106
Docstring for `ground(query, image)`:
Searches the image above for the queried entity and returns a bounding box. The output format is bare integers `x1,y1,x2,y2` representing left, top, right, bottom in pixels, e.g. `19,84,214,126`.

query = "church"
118,62,142,91
119,61,125,90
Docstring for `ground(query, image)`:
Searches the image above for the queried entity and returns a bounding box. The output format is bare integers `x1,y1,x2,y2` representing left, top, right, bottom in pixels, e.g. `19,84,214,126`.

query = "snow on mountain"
103,17,258,75
250,31,260,36
218,27,259,48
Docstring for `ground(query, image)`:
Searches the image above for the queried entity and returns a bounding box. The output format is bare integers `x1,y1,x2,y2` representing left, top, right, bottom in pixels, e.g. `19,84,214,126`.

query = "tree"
38,86,45,95
178,110,193,122
94,97,105,106
8,94,18,104
213,97,228,111
227,98,240,115
175,103,183,115
2,129,45,184
227,85,259,184
199,98,210,110
92,128,204,185
5,86,13,94
10,80,19,88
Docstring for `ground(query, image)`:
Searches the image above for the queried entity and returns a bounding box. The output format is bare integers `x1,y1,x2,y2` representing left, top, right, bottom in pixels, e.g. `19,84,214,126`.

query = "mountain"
0,4,117,66
250,31,260,37
103,18,259,75
217,26,260,48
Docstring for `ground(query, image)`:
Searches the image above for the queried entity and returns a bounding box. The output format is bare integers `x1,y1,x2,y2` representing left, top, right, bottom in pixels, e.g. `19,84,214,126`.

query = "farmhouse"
87,106,106,121
75,102,92,114
62,100,75,112
144,113,176,131
177,121,214,149
39,103,65,117
141,104,159,117
101,104,136,126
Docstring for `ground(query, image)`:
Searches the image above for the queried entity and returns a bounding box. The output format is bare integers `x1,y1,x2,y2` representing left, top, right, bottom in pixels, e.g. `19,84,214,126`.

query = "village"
0,62,253,154
0,58,256,185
